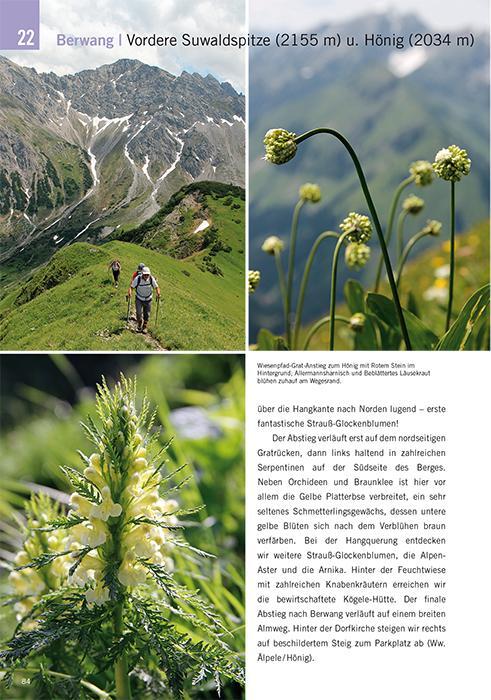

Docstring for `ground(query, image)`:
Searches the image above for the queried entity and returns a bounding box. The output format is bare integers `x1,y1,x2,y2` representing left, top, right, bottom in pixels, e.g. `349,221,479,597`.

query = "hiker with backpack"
131,262,146,282
127,266,161,333
108,259,121,287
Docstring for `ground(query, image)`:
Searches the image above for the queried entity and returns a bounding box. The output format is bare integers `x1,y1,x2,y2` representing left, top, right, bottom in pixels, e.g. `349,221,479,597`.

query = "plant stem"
329,232,349,351
295,128,413,350
112,516,131,700
446,181,456,331
396,209,409,264
274,250,288,338
374,175,413,292
303,315,351,350
293,231,339,349
114,602,131,700
396,231,431,287
17,668,111,699
285,199,304,347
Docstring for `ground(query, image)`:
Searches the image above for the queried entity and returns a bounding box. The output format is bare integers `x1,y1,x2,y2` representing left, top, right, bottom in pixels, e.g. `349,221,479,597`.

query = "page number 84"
18,29,36,46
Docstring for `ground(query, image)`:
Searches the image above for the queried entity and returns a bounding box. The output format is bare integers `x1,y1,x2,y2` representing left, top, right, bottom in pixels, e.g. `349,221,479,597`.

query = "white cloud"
1,0,246,90
250,0,488,31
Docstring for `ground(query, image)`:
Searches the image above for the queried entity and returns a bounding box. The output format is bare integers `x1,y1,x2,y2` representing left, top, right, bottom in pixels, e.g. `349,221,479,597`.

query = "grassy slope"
300,219,490,350
0,237,245,351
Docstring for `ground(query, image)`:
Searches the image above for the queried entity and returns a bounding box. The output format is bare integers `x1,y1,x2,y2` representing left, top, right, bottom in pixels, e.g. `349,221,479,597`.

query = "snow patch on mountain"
388,47,428,77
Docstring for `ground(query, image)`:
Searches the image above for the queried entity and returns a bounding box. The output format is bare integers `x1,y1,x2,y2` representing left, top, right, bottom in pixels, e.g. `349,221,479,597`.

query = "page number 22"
18,29,36,46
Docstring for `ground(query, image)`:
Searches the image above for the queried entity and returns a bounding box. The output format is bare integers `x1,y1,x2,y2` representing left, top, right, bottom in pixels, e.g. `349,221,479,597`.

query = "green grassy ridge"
0,239,245,351
302,219,490,350
115,181,245,250
7,244,105,308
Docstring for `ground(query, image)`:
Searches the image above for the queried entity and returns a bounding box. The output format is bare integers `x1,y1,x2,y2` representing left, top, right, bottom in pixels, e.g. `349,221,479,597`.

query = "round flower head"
349,313,366,333
421,219,442,237
409,160,434,187
433,145,471,182
264,128,297,165
248,270,260,294
339,213,372,243
261,235,284,255
402,195,424,215
299,183,321,203
345,242,371,269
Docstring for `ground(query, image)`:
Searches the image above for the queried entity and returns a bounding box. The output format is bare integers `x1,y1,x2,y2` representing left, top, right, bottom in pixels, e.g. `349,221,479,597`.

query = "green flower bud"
299,183,321,203
349,313,366,333
409,160,434,186
345,242,371,269
433,145,471,182
421,219,442,237
339,212,372,243
264,128,297,165
402,195,424,215
261,235,284,255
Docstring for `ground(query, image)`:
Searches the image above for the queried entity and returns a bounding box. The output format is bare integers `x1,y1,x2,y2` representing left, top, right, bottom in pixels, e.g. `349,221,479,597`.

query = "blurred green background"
0,353,245,699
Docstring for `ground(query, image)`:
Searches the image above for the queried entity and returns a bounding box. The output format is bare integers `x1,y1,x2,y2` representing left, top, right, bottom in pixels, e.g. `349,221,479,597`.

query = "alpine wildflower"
339,213,372,243
374,159,433,291
349,313,366,333
396,219,443,288
2,376,245,700
248,270,261,294
9,495,71,624
263,128,297,164
421,219,443,237
433,145,471,182
261,235,285,255
265,125,411,347
402,195,424,215
299,183,321,203
345,242,371,269
409,160,434,186
64,379,177,607
433,145,471,330
329,214,372,350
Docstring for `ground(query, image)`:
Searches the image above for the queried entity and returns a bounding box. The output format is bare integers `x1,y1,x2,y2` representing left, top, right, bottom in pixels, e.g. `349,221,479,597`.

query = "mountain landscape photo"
249,12,490,340
0,56,245,350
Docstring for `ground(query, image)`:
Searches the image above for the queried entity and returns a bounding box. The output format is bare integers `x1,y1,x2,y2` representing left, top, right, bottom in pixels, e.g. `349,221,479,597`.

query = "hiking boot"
137,319,143,332
142,322,148,334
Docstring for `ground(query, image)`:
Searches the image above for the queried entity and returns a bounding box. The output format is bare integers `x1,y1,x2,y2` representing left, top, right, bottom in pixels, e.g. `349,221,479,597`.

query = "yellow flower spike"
89,486,122,522
84,466,106,490
14,551,30,567
117,558,148,588
85,580,110,608
70,493,93,518
89,453,101,469
133,457,148,470
135,447,147,458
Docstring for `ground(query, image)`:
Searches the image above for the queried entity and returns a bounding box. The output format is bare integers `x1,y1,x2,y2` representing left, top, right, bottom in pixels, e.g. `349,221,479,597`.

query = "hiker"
108,259,121,287
131,263,146,283
127,266,160,333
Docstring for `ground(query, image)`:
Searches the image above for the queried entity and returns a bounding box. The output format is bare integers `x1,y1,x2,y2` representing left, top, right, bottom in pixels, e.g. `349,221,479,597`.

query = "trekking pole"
126,295,131,324
155,296,160,326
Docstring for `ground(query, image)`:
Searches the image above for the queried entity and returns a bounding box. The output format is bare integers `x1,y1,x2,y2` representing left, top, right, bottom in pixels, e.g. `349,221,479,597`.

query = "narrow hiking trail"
125,316,168,351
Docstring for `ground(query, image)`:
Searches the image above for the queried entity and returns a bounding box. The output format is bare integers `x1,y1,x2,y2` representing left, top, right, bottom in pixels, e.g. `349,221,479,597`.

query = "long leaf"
436,284,490,350
367,293,438,350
